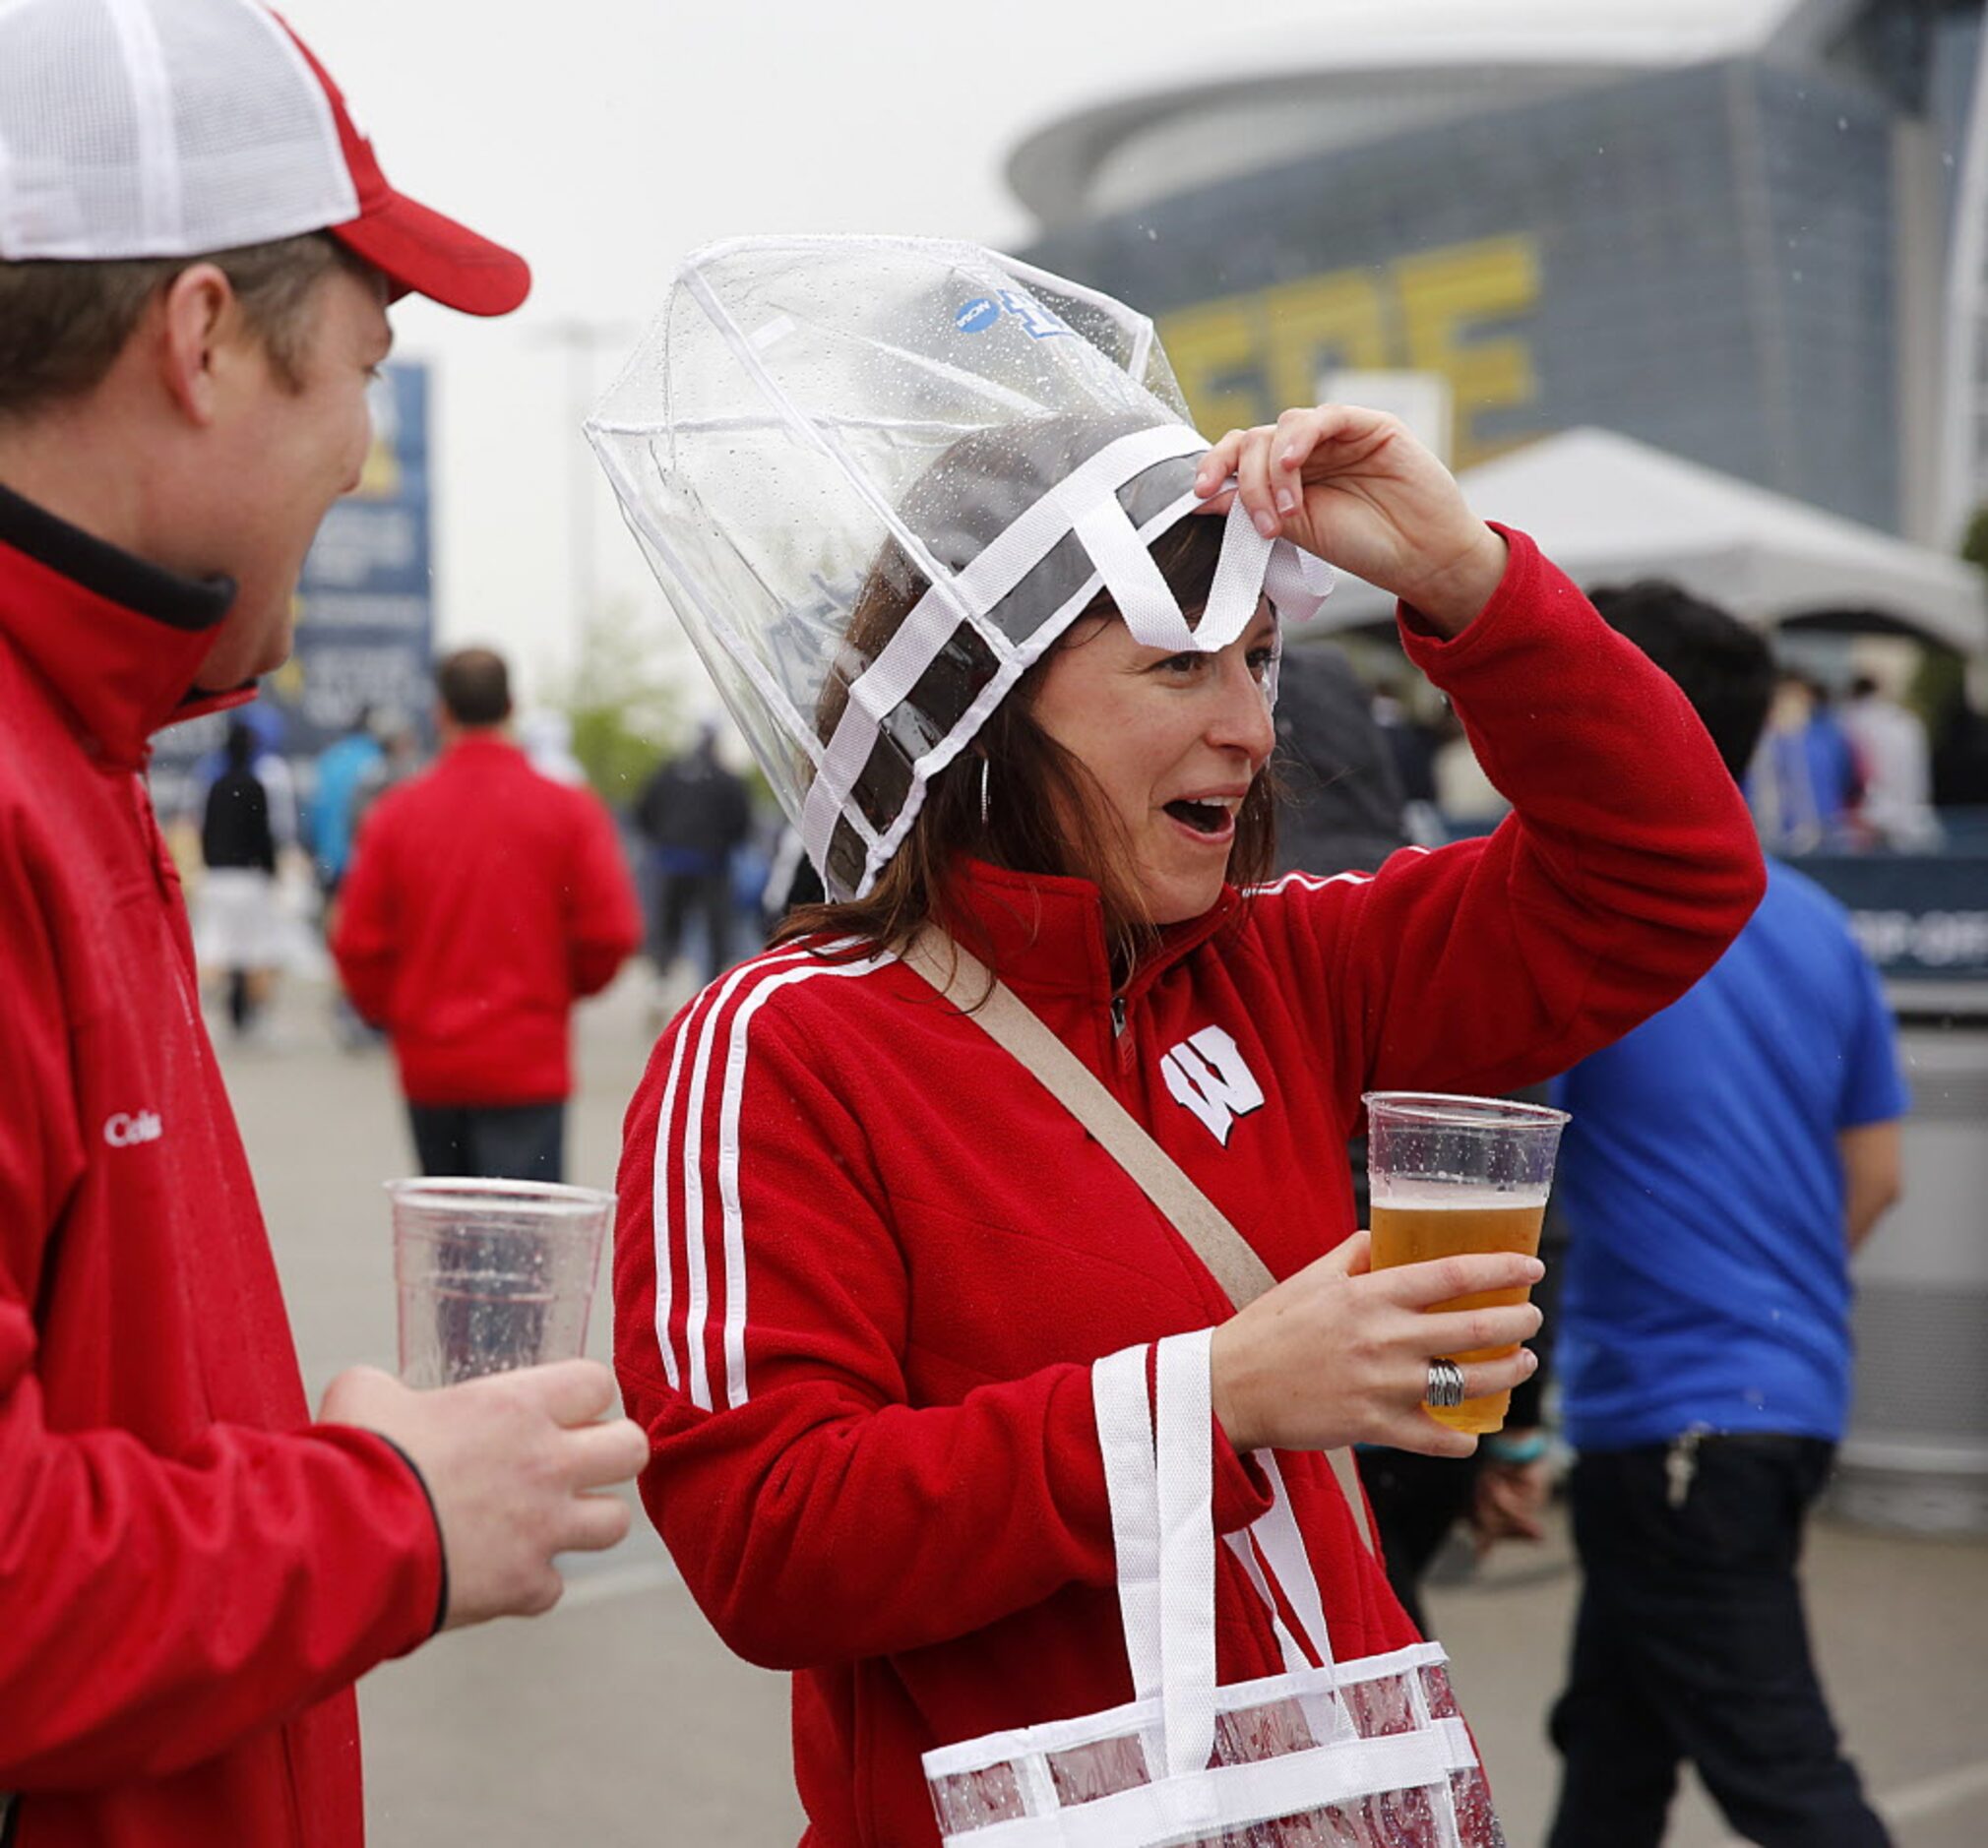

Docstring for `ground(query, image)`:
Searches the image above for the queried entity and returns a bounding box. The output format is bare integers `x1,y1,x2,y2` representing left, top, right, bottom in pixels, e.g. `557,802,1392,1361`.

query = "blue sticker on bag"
955,289,1074,340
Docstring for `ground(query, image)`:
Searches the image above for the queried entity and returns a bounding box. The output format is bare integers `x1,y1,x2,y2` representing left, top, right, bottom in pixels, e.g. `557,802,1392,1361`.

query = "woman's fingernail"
1253,509,1277,537
1274,488,1297,515
1523,1259,1546,1280
1522,1348,1539,1373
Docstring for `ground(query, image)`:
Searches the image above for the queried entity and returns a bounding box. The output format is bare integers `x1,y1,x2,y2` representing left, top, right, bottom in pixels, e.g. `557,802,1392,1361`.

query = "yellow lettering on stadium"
1395,238,1539,467
1264,272,1390,413
1159,297,1260,437
1158,234,1541,465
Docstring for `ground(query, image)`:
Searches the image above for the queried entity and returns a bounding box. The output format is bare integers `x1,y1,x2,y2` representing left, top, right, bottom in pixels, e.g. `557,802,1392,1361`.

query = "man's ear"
155,263,239,427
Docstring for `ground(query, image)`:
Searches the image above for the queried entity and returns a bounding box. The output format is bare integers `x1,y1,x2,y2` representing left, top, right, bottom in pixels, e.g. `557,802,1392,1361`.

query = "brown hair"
775,514,1278,979
0,231,359,420
437,647,513,727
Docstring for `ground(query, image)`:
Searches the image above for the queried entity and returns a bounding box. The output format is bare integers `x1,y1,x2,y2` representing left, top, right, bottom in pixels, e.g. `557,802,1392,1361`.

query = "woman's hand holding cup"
1208,1230,1543,1459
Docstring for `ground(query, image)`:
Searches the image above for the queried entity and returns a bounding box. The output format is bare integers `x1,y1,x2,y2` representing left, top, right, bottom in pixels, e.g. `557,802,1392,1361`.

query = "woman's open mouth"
1163,798,1237,842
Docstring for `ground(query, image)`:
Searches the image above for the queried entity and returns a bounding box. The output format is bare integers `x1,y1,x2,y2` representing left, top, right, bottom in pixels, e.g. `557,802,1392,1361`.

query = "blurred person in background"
334,647,643,1183
0,2,648,1841
1546,581,1905,1848
307,705,383,902
309,707,387,1047
352,708,424,823
1271,643,1409,873
245,704,302,856
1842,671,1940,850
1752,670,1861,853
189,699,300,856
633,718,754,990
1369,673,1444,842
196,719,284,1038
1272,652,1556,1632
1931,668,1988,809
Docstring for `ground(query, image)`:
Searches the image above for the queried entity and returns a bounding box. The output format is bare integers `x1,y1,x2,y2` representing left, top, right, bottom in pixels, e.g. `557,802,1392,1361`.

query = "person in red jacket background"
0,4,648,1844
333,647,644,1183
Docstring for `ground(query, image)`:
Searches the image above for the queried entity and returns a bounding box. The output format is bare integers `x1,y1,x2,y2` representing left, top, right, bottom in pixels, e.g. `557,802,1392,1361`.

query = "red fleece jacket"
332,735,643,1106
612,530,1766,1847
0,486,442,1848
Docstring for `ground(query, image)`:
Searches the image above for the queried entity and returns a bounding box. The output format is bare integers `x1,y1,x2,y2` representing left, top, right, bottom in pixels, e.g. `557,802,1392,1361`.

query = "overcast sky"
278,0,1790,708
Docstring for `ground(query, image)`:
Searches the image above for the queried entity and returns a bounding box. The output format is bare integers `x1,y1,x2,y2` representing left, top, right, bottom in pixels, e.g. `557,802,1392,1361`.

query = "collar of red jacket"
937,856,1243,1009
0,481,258,769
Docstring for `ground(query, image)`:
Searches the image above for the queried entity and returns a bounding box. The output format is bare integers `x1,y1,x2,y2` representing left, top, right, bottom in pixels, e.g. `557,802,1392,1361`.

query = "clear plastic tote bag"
921,1330,1504,1847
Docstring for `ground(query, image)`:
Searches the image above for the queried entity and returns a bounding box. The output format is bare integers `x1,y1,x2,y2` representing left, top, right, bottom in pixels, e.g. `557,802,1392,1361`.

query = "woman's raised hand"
1192,404,1507,638
1208,1231,1543,1458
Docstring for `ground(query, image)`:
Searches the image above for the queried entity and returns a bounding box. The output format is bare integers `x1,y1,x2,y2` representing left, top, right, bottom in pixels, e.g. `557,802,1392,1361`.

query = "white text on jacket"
103,1110,163,1147
1160,1028,1265,1146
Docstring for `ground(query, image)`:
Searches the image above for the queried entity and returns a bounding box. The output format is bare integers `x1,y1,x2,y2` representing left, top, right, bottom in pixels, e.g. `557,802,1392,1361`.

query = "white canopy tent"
1315,427,1988,652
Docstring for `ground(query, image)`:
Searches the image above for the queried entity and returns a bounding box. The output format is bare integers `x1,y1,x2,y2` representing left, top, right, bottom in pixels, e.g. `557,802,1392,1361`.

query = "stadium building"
1013,0,1988,560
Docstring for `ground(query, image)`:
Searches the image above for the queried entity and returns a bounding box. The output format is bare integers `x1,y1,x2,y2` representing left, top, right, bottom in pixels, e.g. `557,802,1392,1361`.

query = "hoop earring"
978,756,992,827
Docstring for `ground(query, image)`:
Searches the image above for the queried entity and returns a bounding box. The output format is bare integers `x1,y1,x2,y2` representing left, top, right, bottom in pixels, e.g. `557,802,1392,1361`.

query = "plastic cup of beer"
1363,1092,1569,1435
390,1178,614,1388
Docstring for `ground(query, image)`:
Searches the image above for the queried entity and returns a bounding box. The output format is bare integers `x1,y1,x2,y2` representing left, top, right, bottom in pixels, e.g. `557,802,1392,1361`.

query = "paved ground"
219,971,1988,1847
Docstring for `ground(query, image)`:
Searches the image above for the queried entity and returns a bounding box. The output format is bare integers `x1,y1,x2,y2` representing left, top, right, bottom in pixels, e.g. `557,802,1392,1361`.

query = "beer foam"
1369,1181,1550,1209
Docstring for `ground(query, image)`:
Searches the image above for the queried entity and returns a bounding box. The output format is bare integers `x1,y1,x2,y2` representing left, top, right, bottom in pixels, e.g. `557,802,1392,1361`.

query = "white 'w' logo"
1160,1026,1265,1146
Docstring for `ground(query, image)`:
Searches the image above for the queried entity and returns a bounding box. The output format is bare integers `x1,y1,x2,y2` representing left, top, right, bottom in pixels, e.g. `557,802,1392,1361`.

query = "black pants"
1548,1437,1889,1848
407,1100,565,1184
652,869,737,984
1358,1446,1482,1637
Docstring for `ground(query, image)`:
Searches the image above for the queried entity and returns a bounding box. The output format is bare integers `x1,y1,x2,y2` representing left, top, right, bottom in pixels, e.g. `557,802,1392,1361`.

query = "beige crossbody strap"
902,927,1377,1559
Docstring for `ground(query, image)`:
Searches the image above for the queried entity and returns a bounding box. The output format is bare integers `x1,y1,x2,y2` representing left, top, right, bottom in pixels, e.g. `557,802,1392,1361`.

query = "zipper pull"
1110,995,1128,1039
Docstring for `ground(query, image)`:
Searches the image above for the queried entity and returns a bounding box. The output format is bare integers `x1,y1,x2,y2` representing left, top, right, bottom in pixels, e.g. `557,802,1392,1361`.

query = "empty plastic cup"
390,1178,614,1387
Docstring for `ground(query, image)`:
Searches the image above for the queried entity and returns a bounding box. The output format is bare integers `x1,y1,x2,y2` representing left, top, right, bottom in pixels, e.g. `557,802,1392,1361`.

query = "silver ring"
1425,1358,1467,1410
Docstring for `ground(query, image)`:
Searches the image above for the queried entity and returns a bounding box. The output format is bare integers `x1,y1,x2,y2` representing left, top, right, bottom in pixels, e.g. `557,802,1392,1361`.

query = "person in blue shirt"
309,707,386,900
1749,670,1862,852
1545,583,1906,1848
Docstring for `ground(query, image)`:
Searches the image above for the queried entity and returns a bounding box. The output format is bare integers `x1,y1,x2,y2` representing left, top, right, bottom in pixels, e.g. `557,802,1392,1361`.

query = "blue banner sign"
269,359,434,750
1793,854,1988,979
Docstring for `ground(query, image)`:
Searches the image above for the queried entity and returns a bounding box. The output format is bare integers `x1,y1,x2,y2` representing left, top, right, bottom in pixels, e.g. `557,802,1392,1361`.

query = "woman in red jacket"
610,400,1763,1844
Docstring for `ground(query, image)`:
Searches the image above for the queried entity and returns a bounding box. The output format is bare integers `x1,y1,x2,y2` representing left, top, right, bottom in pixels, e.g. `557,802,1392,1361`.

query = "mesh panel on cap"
156,0,353,247
0,0,146,254
0,0,353,259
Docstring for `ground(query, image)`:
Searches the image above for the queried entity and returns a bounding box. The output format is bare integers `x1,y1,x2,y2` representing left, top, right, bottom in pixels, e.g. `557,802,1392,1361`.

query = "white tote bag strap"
903,925,1378,1564
1154,1328,1217,1781
1091,1344,1162,1700
1251,1451,1337,1675
1218,1454,1340,1686
1221,1530,1310,1676
1091,1330,1220,1784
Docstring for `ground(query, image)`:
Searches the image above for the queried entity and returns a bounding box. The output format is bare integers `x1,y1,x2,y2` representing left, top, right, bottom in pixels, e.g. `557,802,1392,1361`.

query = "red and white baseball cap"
0,0,529,316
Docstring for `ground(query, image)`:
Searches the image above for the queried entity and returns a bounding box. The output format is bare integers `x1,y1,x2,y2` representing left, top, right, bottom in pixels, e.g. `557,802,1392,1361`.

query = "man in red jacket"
0,4,649,1844
333,647,644,1183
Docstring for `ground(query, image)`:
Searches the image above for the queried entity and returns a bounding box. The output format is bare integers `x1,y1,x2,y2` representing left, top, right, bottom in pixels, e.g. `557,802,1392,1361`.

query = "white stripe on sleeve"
714,952,895,1411
649,1011,697,1393
653,946,829,1406
1250,846,1429,899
